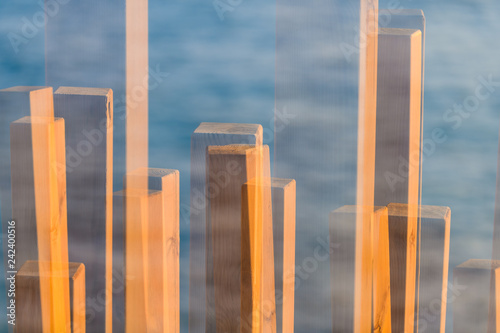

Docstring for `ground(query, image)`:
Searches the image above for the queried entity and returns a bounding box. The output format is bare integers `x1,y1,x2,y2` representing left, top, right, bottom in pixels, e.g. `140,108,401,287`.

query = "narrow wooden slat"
54,87,113,332
189,123,262,333
126,168,180,332
387,203,418,333
330,206,391,332
11,116,70,332
453,259,500,333
271,178,296,333
15,261,85,333
417,206,450,333
207,144,265,332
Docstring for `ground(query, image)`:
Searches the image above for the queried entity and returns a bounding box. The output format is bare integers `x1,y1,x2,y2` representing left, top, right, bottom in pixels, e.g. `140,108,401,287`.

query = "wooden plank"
189,123,262,333
417,206,450,333
112,191,126,332
15,261,85,333
10,116,70,332
271,178,296,333
46,0,149,195
126,168,180,332
53,87,113,333
453,259,500,333
329,206,391,332
387,203,418,333
241,148,276,333
206,144,266,332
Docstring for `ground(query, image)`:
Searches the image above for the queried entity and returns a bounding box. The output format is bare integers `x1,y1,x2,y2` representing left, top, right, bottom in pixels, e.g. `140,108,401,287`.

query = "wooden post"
54,87,113,333
126,168,180,332
329,206,391,332
417,206,450,333
271,178,296,333
112,191,126,332
453,259,500,333
10,116,70,332
206,144,267,332
15,261,85,333
189,123,262,333
387,203,418,333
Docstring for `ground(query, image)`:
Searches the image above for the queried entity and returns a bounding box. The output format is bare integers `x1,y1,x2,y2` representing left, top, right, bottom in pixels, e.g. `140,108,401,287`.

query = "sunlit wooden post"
126,168,180,332
54,87,113,332
453,259,500,333
387,203,418,333
271,178,296,333
15,261,85,333
10,116,70,332
417,206,450,333
329,206,391,332
189,123,262,332
206,144,268,332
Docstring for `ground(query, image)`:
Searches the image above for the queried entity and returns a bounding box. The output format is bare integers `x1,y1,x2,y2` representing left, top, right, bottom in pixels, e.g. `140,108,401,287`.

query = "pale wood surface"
271,178,296,333
11,116,70,332
16,261,85,333
126,167,180,332
387,203,419,333
54,87,113,333
189,123,262,333
453,259,500,333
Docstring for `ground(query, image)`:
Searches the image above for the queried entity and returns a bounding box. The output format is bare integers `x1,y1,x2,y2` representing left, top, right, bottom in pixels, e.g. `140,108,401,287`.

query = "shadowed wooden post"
453,260,500,333
15,261,85,333
54,87,113,333
11,116,71,332
189,123,262,333
387,203,418,333
112,191,126,332
126,168,180,332
206,144,267,332
330,206,391,332
417,206,450,333
271,178,296,333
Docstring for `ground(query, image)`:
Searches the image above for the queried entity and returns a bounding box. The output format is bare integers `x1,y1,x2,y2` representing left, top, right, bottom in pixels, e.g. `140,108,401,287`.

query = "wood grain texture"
387,203,418,333
453,260,500,333
189,123,262,333
126,168,180,332
330,206,391,332
206,144,266,332
271,178,296,333
15,261,85,333
416,206,450,333
54,87,113,333
11,116,70,332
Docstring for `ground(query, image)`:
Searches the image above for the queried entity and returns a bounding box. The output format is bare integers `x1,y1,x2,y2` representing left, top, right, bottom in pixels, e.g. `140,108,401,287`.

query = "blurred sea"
1,0,500,331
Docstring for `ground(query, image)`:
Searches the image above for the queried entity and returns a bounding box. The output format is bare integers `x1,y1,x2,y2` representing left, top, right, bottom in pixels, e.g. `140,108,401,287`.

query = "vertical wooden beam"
453,259,500,333
126,168,180,332
54,87,113,333
15,261,85,333
330,206,391,332
417,206,450,333
189,123,262,333
206,144,266,332
271,178,296,333
387,203,418,333
112,191,126,332
11,116,70,332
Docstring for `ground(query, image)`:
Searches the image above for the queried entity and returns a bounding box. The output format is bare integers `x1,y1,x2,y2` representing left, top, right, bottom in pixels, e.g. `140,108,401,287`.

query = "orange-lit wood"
417,206,450,333
190,123,262,333
15,261,85,333
271,178,296,333
453,260,500,333
330,206,391,332
54,87,113,332
11,116,70,332
387,203,418,333
126,168,180,332
241,147,276,333
207,144,267,332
